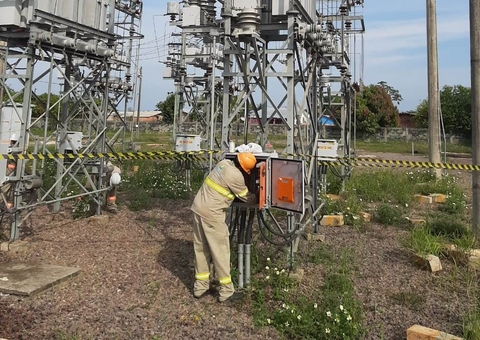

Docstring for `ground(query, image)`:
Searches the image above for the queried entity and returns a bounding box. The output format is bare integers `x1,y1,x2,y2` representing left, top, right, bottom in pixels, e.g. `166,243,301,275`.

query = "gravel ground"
0,151,476,340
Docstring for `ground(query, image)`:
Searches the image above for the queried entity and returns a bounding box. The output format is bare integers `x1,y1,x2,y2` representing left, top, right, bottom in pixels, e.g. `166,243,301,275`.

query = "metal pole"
209,33,217,171
470,0,480,236
135,67,143,136
426,0,442,177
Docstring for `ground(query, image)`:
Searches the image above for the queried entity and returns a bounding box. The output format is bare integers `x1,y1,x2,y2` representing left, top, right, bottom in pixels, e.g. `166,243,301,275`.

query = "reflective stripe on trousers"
219,276,231,285
195,272,210,281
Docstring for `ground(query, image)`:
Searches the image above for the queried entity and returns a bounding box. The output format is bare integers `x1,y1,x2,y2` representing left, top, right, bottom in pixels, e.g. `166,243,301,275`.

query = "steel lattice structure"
164,0,365,265
0,0,143,240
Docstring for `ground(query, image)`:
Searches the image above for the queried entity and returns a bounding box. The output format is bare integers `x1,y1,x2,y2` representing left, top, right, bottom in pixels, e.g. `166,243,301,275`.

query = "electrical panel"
175,134,202,152
317,139,338,158
182,5,204,26
58,131,83,152
265,157,305,214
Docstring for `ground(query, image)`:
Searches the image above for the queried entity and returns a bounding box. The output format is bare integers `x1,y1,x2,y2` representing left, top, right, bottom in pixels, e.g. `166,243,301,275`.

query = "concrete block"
306,233,326,242
468,256,480,270
414,195,433,204
407,324,463,340
320,215,344,227
358,211,372,222
0,240,29,253
411,253,442,272
89,215,109,226
429,193,447,203
326,194,340,201
288,268,304,283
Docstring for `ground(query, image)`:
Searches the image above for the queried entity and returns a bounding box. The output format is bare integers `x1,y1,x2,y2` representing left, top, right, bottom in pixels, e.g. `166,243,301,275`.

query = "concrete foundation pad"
0,262,80,296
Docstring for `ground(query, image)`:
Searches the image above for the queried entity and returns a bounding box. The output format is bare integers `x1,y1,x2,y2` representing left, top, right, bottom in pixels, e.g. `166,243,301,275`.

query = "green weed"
401,225,446,256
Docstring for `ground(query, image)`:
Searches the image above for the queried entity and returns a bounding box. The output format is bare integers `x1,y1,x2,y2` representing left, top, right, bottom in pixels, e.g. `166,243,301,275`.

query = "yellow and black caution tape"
0,150,478,171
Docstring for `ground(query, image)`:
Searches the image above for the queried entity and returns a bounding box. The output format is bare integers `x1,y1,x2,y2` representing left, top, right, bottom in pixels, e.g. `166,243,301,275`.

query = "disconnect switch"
277,177,294,203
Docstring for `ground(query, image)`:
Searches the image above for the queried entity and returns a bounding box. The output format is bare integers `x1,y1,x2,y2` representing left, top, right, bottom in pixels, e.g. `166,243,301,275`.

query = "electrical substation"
0,0,144,240
0,0,365,287
165,0,365,285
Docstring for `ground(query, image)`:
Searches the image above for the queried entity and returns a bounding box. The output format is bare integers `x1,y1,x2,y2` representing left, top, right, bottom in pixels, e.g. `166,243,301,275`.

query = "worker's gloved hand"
246,192,258,205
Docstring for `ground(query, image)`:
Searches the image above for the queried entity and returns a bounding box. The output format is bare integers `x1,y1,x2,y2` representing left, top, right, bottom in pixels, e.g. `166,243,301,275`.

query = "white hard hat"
110,172,121,186
10,133,17,141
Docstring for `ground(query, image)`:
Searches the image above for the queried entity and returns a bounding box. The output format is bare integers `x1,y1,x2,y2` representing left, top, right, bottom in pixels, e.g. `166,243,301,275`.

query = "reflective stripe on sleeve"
219,275,232,285
204,177,234,200
195,272,210,281
237,188,249,198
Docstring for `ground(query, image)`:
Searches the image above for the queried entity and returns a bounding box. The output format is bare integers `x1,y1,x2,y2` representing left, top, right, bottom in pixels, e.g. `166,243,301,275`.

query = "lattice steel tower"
0,0,144,240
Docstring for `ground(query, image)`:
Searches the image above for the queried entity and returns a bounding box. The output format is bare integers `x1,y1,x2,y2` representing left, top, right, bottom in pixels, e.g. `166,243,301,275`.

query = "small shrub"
375,203,407,227
72,198,93,219
440,193,467,215
428,213,470,240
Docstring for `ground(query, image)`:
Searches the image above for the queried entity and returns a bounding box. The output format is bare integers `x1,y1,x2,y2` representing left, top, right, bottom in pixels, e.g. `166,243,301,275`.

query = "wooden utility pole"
470,0,480,236
0,40,6,105
426,0,442,177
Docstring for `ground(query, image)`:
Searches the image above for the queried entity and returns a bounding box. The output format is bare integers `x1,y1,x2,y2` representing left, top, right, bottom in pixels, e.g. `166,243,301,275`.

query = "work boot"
106,202,118,214
218,291,244,303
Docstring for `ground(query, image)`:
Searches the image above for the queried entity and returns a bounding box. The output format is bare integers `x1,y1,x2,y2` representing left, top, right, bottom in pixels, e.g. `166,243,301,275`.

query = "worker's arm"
228,171,257,204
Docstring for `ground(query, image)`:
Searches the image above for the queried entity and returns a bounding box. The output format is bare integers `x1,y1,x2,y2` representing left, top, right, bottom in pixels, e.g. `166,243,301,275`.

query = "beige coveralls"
191,159,255,301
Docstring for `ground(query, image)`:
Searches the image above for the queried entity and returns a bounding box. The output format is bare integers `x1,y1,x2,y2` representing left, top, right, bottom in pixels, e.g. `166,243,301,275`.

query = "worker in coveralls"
1,134,18,210
104,161,121,213
191,152,257,302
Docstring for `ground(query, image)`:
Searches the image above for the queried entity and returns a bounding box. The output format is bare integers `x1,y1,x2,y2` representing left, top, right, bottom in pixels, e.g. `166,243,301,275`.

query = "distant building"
398,110,417,128
108,111,163,123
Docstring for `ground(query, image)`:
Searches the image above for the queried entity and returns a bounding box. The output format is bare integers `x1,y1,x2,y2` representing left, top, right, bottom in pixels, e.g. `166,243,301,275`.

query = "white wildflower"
340,305,344,311
325,328,330,334
326,311,332,317
267,318,272,324
346,315,352,321
297,315,301,320
314,303,318,309
265,266,270,270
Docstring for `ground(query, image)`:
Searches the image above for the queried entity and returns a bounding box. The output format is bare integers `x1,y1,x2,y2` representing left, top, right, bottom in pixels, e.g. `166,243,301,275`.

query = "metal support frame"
164,0,365,268
0,0,144,240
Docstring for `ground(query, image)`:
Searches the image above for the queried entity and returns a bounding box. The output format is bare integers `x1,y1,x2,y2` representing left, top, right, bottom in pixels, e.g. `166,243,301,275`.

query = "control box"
224,152,305,214
175,134,202,152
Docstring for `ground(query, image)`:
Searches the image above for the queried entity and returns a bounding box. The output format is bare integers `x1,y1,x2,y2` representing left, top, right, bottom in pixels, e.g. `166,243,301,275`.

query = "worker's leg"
202,217,235,301
192,214,212,297
106,186,117,212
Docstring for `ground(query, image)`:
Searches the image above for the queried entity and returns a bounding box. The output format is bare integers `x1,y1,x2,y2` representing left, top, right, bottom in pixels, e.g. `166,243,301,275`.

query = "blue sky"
138,0,471,112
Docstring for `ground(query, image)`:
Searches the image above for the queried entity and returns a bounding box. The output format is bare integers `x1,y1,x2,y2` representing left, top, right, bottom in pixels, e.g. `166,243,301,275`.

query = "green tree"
377,81,403,106
415,85,471,137
31,92,61,117
155,94,175,124
355,84,399,134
